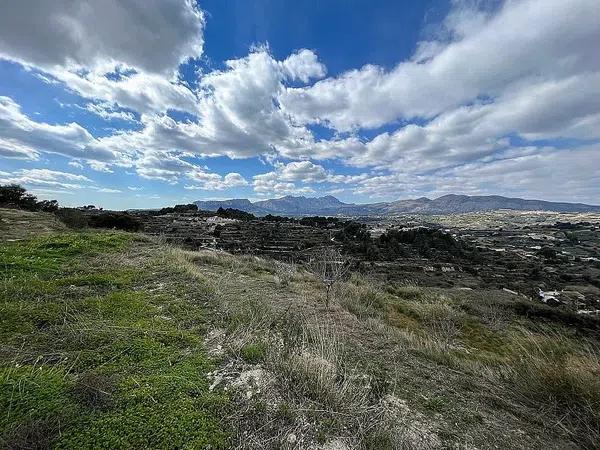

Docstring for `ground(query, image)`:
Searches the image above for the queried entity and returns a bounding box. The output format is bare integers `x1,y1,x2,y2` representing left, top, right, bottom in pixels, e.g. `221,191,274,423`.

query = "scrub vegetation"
1,208,598,449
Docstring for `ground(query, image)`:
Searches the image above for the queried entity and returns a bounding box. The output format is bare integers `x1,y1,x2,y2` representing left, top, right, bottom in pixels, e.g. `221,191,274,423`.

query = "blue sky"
0,0,599,209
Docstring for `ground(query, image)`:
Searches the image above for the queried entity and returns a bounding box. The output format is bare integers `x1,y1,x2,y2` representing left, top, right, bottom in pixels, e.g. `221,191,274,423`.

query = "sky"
0,0,599,209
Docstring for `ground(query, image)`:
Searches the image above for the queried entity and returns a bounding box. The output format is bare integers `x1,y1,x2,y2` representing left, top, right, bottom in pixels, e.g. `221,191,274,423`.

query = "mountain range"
195,194,600,216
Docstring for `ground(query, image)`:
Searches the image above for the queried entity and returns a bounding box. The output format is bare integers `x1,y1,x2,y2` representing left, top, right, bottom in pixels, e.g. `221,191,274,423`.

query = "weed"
241,342,267,363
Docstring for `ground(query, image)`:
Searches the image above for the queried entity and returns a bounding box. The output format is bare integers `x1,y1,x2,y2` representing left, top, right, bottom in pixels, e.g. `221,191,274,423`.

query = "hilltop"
1,208,599,449
195,194,600,217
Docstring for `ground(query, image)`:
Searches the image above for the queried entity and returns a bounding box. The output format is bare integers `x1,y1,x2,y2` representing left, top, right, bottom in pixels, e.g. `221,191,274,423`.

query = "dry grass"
0,208,66,241
506,331,600,448
76,240,600,449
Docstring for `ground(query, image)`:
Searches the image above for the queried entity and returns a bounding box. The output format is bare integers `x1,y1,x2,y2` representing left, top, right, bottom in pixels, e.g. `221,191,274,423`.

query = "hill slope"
1,210,597,449
196,194,600,216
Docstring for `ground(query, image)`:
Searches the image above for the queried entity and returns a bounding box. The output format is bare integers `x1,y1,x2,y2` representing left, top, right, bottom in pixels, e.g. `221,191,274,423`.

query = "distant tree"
87,212,143,232
308,246,350,308
173,203,198,213
37,199,59,212
55,208,88,229
216,207,255,221
262,214,289,222
0,184,39,210
213,224,223,237
538,246,557,259
0,184,62,212
299,216,340,228
378,227,466,259
157,203,199,215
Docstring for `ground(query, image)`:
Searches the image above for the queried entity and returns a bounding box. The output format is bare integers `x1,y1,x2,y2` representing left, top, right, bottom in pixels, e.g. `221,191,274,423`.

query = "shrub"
0,184,59,212
274,260,296,286
87,212,143,232
216,207,255,221
240,342,267,363
307,247,350,308
55,208,88,229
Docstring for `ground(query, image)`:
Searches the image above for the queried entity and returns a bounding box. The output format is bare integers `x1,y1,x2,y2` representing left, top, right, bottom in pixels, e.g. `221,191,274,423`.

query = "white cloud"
354,146,600,204
0,0,204,117
0,0,204,76
133,150,248,190
251,161,369,196
54,69,200,116
0,96,115,161
280,0,600,131
275,161,329,183
184,172,248,191
95,187,122,193
0,168,92,190
68,160,84,169
345,73,600,172
82,101,138,123
281,49,326,83
253,171,315,196
91,49,327,160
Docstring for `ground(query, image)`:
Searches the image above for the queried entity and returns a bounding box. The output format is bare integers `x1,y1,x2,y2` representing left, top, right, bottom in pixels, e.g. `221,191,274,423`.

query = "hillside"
1,210,599,449
195,194,600,217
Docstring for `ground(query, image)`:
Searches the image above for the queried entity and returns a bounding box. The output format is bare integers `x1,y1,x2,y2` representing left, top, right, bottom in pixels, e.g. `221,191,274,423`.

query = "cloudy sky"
0,0,599,209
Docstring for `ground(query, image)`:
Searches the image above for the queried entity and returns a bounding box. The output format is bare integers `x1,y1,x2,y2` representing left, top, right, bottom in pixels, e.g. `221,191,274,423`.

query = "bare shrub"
479,302,509,331
418,302,464,350
336,274,386,320
307,247,350,308
274,260,296,287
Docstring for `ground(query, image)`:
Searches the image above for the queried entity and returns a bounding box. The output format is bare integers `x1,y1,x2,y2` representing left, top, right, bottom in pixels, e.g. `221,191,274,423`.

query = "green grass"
0,231,230,449
240,342,267,363
0,232,135,277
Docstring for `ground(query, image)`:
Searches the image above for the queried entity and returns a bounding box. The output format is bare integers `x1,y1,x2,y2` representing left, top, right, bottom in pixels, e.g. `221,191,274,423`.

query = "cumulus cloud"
185,172,249,191
82,102,138,123
54,69,200,116
0,0,204,75
251,161,369,196
0,96,115,161
91,49,329,159
280,0,600,131
281,49,326,83
345,73,600,172
275,161,329,183
133,151,248,190
253,171,315,196
0,0,204,116
1,0,599,204
354,146,600,204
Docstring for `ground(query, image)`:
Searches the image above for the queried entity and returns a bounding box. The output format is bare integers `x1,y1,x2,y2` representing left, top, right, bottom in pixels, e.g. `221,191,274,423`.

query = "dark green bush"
55,208,89,229
87,212,143,232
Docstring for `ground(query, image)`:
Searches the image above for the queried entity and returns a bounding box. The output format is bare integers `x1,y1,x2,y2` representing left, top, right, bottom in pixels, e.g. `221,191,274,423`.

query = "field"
1,208,599,449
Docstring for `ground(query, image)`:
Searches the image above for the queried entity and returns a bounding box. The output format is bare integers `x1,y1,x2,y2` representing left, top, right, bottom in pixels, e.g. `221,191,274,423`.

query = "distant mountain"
384,194,600,214
194,198,256,212
255,195,350,214
195,194,600,216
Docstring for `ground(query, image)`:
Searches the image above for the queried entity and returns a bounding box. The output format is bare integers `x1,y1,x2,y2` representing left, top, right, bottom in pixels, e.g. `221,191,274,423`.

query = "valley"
134,208,600,312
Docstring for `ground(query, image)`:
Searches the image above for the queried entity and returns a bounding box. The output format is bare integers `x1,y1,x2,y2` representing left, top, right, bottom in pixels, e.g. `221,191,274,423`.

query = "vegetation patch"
0,228,230,449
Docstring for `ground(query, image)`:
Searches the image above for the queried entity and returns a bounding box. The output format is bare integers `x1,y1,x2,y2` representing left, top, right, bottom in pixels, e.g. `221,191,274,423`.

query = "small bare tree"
308,246,349,308
274,259,296,287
